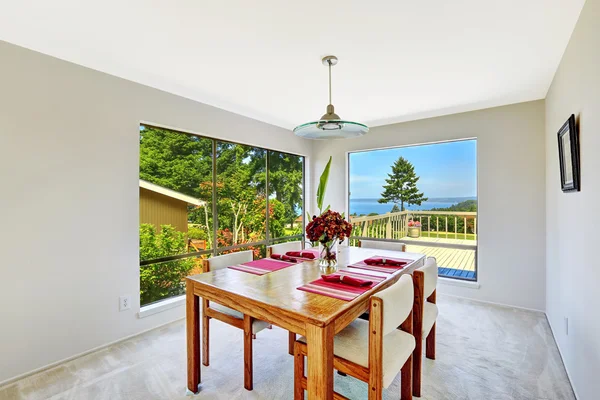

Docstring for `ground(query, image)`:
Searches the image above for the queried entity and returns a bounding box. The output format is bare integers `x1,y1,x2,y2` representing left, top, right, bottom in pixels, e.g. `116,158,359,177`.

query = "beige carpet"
0,296,575,400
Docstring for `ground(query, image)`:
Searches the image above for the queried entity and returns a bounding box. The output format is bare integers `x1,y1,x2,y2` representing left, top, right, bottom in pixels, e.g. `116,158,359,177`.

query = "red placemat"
349,256,412,274
228,258,295,276
297,270,386,301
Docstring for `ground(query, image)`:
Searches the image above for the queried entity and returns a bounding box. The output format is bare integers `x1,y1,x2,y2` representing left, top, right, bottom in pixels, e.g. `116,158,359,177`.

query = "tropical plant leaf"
317,156,332,212
321,204,330,215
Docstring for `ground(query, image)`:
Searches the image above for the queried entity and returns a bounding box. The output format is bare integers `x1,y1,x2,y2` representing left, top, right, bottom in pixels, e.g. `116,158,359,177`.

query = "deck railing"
349,210,477,243
349,210,478,281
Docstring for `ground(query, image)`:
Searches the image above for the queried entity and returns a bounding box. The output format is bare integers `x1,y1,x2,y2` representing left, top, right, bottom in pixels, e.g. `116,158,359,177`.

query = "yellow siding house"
139,180,205,233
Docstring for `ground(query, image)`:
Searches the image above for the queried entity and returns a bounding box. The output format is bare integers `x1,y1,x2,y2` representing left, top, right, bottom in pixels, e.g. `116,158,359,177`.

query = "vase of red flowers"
306,210,353,271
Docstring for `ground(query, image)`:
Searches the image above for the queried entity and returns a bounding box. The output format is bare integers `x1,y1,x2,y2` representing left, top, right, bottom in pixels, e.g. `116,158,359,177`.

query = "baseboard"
545,314,579,400
439,292,545,313
0,316,185,388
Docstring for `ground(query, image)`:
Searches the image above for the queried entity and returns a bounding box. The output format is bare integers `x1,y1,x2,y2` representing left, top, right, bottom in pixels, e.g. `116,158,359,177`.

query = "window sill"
439,277,480,289
138,295,185,319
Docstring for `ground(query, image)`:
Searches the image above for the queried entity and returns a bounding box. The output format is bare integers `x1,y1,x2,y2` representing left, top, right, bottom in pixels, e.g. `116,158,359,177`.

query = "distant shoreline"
349,197,477,215
351,196,477,202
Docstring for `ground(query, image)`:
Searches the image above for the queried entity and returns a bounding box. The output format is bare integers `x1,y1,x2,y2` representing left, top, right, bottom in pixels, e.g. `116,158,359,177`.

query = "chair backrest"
373,274,414,336
267,241,302,256
359,240,406,252
417,257,438,299
206,250,253,272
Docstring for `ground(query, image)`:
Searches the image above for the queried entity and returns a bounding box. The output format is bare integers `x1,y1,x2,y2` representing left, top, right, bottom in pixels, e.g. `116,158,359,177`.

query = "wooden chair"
267,241,311,356
411,257,439,397
294,274,416,400
359,239,407,252
357,239,407,323
266,240,303,257
201,250,270,391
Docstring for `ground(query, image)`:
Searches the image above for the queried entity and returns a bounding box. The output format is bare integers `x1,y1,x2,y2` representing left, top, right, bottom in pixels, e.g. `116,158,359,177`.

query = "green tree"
390,204,401,213
140,126,214,247
139,224,195,305
139,126,212,197
378,157,428,211
431,199,477,212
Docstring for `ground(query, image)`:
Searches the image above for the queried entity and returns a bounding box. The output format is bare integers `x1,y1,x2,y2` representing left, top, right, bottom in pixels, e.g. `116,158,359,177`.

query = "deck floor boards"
405,241,476,280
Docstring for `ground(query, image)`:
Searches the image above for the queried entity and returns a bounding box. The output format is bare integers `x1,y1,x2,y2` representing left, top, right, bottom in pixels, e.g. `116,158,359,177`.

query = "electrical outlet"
565,317,569,335
119,295,132,311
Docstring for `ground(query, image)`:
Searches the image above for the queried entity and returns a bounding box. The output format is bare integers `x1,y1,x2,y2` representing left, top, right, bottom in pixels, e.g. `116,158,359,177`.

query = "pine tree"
378,157,428,211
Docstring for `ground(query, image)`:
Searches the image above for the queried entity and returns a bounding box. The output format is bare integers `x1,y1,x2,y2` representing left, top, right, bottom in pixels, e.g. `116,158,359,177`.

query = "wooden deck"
403,237,476,280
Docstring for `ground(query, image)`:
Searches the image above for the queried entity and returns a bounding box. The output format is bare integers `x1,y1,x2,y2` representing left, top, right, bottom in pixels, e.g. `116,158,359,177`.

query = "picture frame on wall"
557,114,580,192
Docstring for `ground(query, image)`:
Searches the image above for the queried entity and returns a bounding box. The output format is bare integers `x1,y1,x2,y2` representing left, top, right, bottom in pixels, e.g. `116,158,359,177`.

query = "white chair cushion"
422,302,438,337
417,257,438,298
268,241,302,255
207,250,253,271
298,319,415,388
209,302,269,334
360,240,406,252
373,274,414,336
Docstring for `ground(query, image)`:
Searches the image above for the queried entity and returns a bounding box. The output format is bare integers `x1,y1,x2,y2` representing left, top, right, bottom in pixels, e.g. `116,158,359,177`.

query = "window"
139,125,305,306
216,142,266,251
267,150,304,243
348,139,477,281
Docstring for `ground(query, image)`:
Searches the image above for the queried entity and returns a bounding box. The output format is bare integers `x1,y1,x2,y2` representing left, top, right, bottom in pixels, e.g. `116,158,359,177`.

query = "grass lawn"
417,231,477,241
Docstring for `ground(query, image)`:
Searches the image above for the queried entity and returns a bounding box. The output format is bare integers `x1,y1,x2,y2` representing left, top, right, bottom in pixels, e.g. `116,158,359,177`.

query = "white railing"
349,210,477,243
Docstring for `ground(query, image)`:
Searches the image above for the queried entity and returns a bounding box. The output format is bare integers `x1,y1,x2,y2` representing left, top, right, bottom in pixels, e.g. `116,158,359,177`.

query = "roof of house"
139,180,206,206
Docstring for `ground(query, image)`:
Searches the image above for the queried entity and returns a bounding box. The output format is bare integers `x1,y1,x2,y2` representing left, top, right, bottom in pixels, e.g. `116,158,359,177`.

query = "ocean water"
350,198,474,215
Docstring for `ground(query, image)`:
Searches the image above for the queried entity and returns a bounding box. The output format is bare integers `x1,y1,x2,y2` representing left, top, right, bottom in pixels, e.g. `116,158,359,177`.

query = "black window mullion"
211,139,218,257
265,151,270,245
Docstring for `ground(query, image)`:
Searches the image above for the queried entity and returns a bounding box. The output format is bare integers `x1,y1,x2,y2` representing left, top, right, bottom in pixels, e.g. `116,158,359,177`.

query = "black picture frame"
557,114,580,192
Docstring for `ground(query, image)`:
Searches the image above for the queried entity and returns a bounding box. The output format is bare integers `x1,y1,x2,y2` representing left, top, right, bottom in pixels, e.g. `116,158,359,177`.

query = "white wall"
311,100,546,311
0,40,312,384
545,0,600,398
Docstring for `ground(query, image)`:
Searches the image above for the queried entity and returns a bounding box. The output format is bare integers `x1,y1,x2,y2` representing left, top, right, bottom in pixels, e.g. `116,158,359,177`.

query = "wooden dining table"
186,246,426,399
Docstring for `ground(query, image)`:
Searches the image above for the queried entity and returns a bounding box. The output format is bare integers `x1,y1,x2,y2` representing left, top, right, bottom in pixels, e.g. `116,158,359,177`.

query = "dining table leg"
306,324,334,400
186,282,201,393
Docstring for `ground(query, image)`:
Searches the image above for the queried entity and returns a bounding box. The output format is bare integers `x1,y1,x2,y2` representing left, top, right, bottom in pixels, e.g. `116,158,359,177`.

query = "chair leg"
412,333,422,397
368,362,383,400
288,331,296,356
202,300,210,367
293,343,305,400
243,315,254,391
426,323,436,360
401,354,413,400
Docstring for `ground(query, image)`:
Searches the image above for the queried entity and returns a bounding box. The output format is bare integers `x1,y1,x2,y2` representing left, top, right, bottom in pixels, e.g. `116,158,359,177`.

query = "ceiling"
0,0,585,129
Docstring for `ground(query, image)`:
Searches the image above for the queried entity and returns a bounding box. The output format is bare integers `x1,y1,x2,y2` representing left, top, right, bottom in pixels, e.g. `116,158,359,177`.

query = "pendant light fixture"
294,55,369,139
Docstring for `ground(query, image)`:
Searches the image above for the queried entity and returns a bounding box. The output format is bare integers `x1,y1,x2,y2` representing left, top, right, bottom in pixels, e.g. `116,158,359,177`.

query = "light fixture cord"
328,61,332,105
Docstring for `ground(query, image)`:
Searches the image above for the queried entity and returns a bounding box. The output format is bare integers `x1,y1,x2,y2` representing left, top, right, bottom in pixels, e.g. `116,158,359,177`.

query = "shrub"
140,224,194,306
187,224,209,241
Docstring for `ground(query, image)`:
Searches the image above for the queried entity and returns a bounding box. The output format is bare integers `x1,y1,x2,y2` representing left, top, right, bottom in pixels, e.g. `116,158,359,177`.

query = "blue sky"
349,140,477,199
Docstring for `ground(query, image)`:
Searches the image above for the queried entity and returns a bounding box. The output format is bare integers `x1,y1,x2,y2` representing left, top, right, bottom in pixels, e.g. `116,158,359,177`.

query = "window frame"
139,123,306,306
346,138,478,282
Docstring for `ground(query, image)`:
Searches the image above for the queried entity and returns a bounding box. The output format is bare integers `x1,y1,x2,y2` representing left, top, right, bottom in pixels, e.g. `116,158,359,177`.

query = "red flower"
306,210,352,244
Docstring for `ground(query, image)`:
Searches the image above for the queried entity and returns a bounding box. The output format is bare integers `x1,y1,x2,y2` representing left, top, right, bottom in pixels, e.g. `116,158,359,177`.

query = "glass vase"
318,240,338,273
